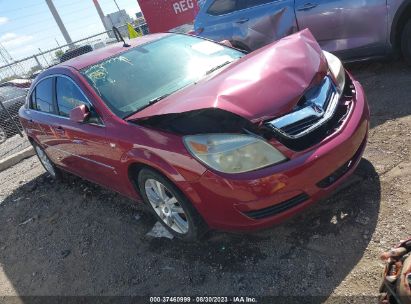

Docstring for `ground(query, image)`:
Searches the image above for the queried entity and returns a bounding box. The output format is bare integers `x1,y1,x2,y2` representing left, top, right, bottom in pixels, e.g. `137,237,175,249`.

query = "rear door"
26,77,60,162
294,0,388,58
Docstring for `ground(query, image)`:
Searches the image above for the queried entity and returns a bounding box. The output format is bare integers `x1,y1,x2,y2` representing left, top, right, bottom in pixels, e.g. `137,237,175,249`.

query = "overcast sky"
0,0,141,60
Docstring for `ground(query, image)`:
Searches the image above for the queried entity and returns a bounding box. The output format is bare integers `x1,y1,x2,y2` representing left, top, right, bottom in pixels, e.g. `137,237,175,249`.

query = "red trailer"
137,0,199,33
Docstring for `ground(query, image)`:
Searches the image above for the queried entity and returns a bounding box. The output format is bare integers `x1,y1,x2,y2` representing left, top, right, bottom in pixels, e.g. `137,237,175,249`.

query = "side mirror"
70,104,90,123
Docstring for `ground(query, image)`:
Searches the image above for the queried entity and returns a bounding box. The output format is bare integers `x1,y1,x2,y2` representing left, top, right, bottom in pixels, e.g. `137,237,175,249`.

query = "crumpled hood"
127,29,328,123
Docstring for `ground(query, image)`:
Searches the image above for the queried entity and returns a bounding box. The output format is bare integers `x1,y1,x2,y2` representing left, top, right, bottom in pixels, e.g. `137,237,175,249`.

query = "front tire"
137,168,207,241
401,20,411,64
32,142,61,180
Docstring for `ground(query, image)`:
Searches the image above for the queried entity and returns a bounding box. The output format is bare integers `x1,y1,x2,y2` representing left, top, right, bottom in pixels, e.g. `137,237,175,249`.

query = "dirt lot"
0,60,410,303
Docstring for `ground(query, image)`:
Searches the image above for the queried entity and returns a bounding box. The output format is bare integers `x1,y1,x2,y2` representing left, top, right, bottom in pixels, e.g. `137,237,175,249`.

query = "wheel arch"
26,135,42,148
125,148,205,211
391,0,411,50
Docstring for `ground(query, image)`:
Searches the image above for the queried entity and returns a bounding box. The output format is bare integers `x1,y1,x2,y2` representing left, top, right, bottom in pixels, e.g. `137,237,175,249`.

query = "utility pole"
93,0,110,31
45,0,73,48
113,0,128,25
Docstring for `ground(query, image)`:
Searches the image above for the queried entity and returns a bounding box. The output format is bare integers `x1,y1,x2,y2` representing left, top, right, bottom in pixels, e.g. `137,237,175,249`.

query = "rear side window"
207,0,238,15
33,78,53,113
244,0,273,8
56,77,88,117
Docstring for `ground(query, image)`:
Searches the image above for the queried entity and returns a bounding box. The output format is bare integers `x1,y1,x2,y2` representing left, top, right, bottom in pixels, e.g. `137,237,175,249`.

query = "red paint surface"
20,31,370,231
137,0,199,33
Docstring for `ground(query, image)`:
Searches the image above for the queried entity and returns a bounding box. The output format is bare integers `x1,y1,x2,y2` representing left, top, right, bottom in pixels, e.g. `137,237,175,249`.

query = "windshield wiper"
205,61,233,75
123,93,170,119
147,93,171,105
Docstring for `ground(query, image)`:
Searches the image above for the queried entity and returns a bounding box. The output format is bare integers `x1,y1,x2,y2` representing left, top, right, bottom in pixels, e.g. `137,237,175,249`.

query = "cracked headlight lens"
184,134,286,174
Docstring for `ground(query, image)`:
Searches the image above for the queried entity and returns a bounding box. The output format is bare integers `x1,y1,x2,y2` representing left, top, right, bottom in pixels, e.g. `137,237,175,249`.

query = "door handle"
235,18,249,24
297,2,318,11
55,126,65,135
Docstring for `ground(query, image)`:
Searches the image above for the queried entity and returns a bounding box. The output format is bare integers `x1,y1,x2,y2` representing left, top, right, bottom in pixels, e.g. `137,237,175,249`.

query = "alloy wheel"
144,178,189,234
35,145,56,178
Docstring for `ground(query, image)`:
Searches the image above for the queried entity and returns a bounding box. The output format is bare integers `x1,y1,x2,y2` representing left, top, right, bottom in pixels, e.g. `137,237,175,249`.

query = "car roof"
56,33,171,70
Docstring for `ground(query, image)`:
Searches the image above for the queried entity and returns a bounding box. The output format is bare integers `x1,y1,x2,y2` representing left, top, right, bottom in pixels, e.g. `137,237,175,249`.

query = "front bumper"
179,76,369,231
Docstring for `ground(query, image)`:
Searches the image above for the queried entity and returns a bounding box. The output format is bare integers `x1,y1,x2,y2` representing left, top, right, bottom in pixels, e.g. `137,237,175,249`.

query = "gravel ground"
0,60,410,302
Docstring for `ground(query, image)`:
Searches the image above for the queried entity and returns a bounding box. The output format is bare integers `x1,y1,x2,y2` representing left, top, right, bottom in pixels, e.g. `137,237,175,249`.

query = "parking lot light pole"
93,0,110,31
45,0,74,49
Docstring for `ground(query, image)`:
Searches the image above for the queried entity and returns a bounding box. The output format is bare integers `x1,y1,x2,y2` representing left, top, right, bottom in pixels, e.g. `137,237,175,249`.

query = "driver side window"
56,77,87,117
56,76,102,124
207,0,238,15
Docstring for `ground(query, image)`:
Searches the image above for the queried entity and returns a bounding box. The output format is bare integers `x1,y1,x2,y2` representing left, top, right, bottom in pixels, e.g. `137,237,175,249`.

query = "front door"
294,0,388,58
51,76,119,188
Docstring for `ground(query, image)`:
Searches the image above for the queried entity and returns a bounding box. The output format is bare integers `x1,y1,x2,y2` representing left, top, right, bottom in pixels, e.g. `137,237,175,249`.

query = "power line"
0,2,46,14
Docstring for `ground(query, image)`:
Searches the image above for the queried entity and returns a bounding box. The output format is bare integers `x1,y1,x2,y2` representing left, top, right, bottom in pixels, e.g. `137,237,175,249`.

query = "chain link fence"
0,23,148,164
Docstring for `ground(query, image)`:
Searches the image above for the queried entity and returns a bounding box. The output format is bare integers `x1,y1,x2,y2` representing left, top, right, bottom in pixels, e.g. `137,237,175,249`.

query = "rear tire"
32,142,62,180
137,168,208,241
401,19,411,64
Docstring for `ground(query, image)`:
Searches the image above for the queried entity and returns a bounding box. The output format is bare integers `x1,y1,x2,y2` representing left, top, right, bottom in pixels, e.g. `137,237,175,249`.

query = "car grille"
265,75,352,151
243,193,309,220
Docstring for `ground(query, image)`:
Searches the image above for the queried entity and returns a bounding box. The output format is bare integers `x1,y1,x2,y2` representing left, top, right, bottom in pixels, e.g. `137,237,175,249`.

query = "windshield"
82,34,244,118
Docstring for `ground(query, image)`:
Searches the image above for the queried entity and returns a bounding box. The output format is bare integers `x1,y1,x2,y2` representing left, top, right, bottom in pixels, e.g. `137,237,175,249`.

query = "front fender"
121,146,206,183
121,147,206,206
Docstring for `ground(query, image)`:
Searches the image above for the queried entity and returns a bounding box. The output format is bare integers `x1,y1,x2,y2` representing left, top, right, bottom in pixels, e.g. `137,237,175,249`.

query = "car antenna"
112,26,130,47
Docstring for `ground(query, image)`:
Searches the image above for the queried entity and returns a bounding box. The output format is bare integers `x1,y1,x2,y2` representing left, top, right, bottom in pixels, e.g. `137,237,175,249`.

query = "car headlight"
323,51,346,93
184,134,287,174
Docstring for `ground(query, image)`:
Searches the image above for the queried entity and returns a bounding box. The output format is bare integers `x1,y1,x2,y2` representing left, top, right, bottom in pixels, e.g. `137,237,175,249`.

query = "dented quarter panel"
126,30,328,123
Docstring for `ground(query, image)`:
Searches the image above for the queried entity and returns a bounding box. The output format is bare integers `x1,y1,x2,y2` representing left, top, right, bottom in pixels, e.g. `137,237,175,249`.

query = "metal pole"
113,0,127,25
33,55,43,69
45,0,73,47
38,48,49,66
93,0,110,31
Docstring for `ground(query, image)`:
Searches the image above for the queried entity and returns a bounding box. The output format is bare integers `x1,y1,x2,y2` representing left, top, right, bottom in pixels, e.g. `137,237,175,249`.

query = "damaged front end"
136,108,259,136
128,30,353,156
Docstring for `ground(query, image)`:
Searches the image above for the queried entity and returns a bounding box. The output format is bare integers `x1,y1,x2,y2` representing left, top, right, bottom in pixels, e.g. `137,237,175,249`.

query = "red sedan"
19,30,369,241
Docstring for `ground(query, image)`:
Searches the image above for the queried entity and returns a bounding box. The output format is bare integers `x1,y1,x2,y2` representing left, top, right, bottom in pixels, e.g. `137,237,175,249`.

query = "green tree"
55,49,64,59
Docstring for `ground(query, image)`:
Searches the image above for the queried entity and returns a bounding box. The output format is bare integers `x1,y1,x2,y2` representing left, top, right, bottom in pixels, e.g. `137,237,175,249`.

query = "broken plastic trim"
131,108,259,136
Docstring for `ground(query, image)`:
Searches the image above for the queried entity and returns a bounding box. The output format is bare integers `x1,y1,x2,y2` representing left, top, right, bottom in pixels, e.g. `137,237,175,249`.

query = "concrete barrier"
0,146,35,172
